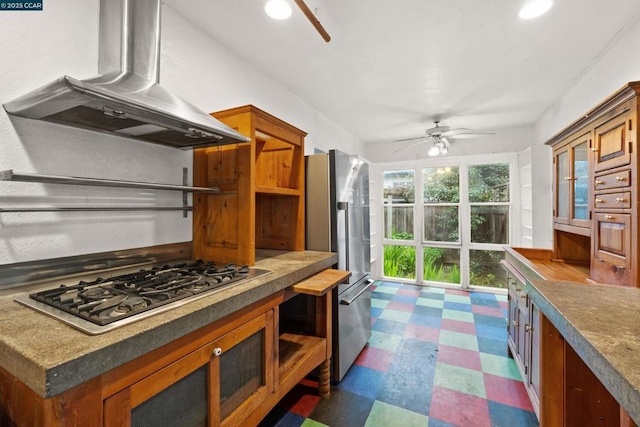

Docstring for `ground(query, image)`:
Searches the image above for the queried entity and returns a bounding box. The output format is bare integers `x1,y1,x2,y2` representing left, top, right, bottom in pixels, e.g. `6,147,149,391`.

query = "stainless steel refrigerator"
306,149,372,382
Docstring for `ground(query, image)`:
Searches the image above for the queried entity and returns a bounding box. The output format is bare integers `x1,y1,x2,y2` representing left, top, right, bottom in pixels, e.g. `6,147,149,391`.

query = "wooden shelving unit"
193,105,306,265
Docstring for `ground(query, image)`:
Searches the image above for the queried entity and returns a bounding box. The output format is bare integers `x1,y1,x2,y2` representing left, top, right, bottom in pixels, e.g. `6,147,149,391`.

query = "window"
383,170,415,279
380,157,513,289
383,170,414,240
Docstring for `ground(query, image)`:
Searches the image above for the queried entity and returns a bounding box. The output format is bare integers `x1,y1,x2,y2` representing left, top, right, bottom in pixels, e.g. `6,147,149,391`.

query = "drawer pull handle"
616,198,626,203
591,148,599,152
595,180,604,185
595,198,603,204
525,324,533,332
213,347,223,357
615,176,626,182
520,294,527,299
563,176,573,181
604,215,613,220
513,320,519,326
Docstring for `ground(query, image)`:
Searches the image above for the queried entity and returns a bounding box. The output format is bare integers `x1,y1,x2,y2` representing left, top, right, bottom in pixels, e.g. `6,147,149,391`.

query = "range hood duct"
3,0,249,149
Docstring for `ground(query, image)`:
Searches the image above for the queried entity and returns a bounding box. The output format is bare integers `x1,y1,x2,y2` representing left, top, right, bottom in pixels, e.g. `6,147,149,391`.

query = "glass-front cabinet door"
554,132,591,229
103,311,274,427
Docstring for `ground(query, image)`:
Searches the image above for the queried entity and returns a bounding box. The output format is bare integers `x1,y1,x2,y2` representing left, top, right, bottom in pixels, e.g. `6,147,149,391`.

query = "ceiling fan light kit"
265,0,292,20
519,0,553,19
428,137,449,156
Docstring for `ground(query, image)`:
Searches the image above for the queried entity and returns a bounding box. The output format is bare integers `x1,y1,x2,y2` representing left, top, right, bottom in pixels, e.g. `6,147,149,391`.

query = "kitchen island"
0,249,338,426
506,248,640,426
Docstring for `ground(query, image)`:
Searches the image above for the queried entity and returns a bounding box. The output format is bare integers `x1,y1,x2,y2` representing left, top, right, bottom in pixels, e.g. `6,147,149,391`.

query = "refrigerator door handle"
340,279,373,305
337,201,350,271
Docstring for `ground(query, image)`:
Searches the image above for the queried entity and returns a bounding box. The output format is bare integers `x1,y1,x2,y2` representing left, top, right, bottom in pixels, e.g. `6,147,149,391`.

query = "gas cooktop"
14,260,270,335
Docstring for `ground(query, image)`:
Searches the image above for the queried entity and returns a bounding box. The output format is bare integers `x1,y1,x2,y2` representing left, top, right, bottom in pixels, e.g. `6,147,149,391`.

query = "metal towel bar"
0,168,213,217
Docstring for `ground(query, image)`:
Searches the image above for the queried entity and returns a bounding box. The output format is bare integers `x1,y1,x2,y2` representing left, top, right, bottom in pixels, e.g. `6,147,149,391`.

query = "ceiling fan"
394,121,495,156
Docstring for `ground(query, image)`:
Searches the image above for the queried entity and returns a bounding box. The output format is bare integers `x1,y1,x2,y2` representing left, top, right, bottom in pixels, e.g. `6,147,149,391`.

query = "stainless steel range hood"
2,0,249,149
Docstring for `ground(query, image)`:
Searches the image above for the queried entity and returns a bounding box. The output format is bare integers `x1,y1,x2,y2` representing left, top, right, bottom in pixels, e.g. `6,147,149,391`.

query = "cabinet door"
555,147,570,225
507,293,518,354
593,110,633,173
527,302,541,409
517,305,528,373
593,212,631,269
103,311,274,427
571,140,590,227
553,134,591,229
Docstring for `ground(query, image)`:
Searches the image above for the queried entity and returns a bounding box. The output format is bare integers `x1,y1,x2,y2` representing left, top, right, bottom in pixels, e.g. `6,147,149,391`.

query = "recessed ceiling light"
519,0,553,19
265,0,292,20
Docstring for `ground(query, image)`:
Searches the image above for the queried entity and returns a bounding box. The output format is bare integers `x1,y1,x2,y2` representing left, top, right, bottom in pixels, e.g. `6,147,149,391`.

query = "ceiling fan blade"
393,135,428,143
293,0,331,42
394,139,428,153
449,132,496,139
443,128,473,136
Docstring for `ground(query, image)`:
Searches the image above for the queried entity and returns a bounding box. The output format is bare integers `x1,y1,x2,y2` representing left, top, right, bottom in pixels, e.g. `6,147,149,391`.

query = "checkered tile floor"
260,281,539,427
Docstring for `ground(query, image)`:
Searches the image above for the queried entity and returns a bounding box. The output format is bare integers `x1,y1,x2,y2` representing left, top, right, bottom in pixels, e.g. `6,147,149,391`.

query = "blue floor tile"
377,339,437,415
475,323,508,341
488,400,539,427
478,336,510,357
372,318,407,335
443,301,473,312
470,296,501,307
336,365,384,400
413,305,443,317
409,313,442,329
391,294,419,304
474,313,509,328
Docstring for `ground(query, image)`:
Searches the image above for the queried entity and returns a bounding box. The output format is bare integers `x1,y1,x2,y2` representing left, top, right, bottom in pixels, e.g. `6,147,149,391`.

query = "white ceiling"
164,0,640,145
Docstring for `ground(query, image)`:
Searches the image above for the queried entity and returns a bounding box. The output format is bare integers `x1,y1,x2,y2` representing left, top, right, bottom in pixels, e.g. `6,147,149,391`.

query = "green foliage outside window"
423,247,460,284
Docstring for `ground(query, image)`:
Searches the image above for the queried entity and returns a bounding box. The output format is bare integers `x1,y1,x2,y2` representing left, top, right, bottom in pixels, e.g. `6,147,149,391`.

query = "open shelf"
278,333,326,383
255,185,301,196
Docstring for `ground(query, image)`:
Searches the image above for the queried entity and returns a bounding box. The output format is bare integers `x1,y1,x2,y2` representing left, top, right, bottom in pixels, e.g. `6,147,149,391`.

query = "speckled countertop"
527,279,640,424
0,249,337,398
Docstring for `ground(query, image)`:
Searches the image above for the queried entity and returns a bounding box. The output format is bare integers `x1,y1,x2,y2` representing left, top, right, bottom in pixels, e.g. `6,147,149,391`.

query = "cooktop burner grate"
17,260,270,333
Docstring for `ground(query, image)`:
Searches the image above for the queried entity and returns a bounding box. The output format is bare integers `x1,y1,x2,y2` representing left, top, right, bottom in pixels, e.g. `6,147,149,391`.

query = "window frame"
377,153,520,289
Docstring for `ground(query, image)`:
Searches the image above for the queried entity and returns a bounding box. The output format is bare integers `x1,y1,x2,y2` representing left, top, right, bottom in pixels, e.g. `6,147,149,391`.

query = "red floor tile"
436,344,483,371
353,345,395,372
472,305,506,317
445,288,470,297
403,323,440,343
386,301,415,313
430,386,491,427
441,318,476,335
277,382,321,417
484,373,534,411
397,288,421,297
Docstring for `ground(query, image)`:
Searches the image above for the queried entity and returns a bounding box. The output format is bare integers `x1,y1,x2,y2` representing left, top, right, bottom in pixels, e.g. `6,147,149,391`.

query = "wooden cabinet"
553,131,591,231
193,105,306,266
546,82,640,288
0,268,349,427
104,310,274,427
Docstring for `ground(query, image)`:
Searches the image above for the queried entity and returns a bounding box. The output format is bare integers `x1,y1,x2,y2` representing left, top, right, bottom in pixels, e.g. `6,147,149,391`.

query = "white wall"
535,17,640,143
0,1,361,265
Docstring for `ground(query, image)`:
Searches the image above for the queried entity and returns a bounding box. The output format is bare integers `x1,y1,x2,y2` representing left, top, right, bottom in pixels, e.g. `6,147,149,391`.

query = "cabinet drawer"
594,192,631,209
594,169,631,190
593,212,631,269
